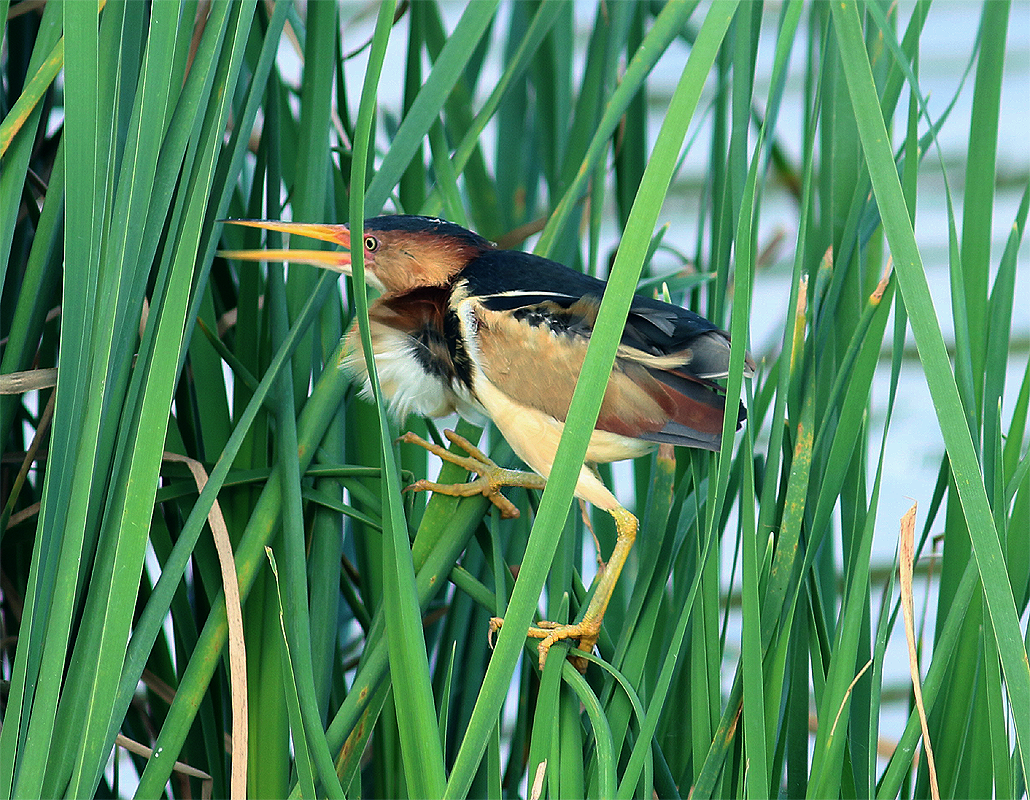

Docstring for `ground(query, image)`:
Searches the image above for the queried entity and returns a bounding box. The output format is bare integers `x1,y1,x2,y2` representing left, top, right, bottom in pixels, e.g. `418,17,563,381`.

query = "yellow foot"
488,616,599,672
397,430,544,519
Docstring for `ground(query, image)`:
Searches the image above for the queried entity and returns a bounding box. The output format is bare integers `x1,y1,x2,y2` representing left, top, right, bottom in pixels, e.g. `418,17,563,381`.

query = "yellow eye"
364,235,379,252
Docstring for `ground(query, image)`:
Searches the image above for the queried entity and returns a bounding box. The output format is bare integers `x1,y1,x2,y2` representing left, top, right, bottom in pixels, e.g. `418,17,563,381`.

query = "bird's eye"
364,235,379,252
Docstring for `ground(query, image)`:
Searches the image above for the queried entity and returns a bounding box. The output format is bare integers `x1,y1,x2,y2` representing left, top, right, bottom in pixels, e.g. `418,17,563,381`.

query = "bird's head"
220,215,494,295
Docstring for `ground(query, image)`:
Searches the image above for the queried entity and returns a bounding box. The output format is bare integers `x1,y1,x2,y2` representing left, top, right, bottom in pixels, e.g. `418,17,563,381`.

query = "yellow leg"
489,505,638,671
402,430,638,672
397,429,545,519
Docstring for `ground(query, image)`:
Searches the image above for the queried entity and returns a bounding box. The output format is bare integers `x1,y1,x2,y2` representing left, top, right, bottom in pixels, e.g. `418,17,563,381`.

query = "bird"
220,214,754,669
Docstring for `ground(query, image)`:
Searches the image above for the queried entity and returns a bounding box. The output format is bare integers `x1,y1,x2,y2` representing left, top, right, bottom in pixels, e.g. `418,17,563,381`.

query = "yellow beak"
218,219,353,274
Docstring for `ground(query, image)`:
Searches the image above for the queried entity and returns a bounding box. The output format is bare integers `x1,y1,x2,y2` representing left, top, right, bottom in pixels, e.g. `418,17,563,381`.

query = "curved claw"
403,475,521,519
488,617,504,649
528,620,599,672
397,430,545,519
488,616,596,673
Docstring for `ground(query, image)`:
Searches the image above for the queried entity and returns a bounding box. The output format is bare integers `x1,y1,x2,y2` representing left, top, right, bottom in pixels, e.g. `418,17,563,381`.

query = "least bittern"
221,215,753,668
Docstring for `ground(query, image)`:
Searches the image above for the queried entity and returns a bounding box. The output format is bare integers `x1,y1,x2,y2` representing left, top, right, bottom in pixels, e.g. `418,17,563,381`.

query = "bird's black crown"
363,215,494,252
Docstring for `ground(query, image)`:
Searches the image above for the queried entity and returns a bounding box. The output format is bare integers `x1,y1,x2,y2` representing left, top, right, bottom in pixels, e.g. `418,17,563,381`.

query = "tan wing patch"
467,299,674,439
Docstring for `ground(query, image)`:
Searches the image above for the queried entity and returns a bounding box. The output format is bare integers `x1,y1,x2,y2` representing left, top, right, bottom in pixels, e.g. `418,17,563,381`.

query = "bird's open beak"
219,219,353,274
